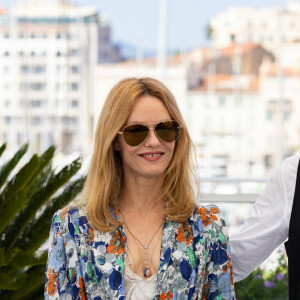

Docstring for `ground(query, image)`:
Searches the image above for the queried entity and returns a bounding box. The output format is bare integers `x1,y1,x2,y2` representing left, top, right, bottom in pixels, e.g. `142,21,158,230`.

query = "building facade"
0,0,116,156
210,2,300,53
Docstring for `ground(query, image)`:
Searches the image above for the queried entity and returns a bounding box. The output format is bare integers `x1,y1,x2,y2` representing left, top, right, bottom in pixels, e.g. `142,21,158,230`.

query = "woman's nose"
144,128,160,146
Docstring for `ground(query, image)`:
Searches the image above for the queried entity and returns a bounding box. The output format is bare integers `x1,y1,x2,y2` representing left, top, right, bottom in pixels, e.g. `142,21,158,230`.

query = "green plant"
235,251,289,300
0,143,85,299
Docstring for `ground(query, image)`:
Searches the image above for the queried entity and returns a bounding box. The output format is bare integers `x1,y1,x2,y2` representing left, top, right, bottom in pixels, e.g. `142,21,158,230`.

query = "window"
56,33,62,39
30,33,36,39
71,83,79,91
218,97,226,107
22,66,30,74
69,49,80,56
31,100,43,107
284,111,291,120
21,65,46,74
268,99,276,109
35,66,46,73
71,100,79,107
266,110,273,120
284,99,292,121
21,83,45,91
70,117,78,124
31,117,41,125
4,33,9,38
56,51,61,57
71,66,80,74
4,51,9,56
264,154,273,168
5,117,11,124
32,83,44,91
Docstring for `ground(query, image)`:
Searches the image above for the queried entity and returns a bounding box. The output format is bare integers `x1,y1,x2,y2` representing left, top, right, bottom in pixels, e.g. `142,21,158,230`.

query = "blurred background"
1,0,299,217
0,0,298,293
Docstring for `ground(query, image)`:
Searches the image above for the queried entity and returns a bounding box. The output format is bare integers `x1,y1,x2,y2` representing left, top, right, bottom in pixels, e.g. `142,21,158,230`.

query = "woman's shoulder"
189,204,226,231
50,203,88,232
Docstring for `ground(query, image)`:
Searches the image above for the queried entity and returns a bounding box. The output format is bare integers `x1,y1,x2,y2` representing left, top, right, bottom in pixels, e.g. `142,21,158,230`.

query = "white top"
124,267,157,300
230,155,299,282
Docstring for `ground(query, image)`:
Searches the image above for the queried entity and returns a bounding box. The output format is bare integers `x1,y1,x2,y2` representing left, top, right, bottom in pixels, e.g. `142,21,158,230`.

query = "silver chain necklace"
119,208,164,277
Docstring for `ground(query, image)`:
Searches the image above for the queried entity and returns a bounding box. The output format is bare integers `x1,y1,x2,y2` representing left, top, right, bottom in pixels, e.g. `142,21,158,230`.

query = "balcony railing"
198,177,268,203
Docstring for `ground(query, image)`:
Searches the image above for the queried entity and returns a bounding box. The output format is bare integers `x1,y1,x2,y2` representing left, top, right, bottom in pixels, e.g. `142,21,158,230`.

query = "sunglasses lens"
123,124,149,146
155,121,181,142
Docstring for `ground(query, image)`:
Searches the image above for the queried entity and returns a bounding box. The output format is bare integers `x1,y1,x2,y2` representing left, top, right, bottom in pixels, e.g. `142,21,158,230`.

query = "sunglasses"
118,120,182,146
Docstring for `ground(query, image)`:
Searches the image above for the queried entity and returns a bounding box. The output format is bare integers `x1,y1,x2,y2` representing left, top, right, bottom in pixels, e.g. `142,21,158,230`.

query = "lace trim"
124,267,157,300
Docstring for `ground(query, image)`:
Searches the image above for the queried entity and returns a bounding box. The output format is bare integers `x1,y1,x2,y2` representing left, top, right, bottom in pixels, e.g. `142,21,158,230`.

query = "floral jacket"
44,204,236,299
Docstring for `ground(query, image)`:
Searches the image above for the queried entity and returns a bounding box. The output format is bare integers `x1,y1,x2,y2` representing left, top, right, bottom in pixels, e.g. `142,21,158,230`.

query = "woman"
45,77,235,299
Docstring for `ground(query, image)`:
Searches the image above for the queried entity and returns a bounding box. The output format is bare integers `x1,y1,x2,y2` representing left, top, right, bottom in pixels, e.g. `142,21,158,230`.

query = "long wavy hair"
80,77,198,231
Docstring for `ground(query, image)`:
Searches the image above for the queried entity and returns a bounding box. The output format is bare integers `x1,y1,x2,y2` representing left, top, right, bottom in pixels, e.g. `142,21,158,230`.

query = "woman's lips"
139,152,164,161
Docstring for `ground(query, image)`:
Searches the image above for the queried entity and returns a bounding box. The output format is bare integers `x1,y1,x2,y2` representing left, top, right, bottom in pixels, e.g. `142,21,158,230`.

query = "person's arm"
44,210,69,299
230,155,299,282
201,206,236,299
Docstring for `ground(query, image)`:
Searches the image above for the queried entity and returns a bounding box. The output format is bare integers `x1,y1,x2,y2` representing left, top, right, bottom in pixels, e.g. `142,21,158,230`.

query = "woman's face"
115,95,176,181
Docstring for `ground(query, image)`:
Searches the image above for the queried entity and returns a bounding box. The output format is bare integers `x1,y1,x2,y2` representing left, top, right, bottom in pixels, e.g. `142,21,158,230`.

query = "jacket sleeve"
199,205,236,300
230,155,299,282
200,205,236,300
44,210,69,299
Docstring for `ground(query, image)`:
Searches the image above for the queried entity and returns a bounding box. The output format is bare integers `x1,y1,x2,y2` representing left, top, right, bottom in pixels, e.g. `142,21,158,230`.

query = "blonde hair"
80,77,198,231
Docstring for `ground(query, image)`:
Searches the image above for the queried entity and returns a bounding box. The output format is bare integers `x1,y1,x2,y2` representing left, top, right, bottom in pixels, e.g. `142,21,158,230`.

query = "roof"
220,43,259,57
191,74,259,92
99,53,185,68
264,65,300,77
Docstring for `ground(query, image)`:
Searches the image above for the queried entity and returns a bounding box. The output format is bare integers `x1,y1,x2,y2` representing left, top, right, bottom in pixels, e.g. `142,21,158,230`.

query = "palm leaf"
1,247,22,266
26,165,53,201
0,154,39,208
0,191,27,235
4,265,45,299
3,157,82,250
0,145,83,298
0,143,6,158
16,177,85,251
11,251,48,268
0,272,26,290
0,248,5,267
21,286,44,300
0,144,28,190
25,146,56,199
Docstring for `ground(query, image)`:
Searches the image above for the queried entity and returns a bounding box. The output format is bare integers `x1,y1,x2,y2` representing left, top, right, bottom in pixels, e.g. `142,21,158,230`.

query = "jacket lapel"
156,220,180,294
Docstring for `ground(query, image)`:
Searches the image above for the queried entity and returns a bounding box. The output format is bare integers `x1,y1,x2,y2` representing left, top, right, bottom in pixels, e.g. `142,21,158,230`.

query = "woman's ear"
113,138,121,151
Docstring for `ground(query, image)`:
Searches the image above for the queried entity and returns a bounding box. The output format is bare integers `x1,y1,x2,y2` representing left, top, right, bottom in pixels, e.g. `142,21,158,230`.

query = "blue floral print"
44,204,236,299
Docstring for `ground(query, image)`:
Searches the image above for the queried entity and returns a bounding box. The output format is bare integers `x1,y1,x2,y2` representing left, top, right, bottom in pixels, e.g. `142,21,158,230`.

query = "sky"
0,0,296,52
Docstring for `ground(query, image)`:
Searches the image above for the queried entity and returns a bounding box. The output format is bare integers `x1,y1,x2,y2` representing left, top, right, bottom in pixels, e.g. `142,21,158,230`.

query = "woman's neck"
118,176,165,215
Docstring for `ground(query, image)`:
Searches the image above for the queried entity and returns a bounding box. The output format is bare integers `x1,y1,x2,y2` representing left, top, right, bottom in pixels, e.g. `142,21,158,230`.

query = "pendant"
144,267,152,278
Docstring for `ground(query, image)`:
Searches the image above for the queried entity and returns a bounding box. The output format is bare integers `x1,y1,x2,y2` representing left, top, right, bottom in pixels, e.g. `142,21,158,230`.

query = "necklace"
119,208,164,277
128,226,162,275
125,243,159,300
